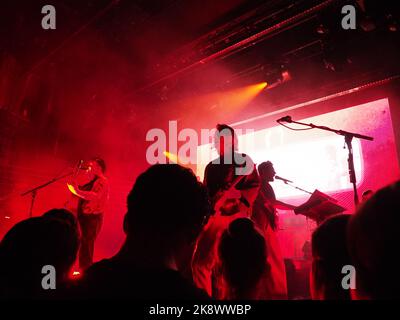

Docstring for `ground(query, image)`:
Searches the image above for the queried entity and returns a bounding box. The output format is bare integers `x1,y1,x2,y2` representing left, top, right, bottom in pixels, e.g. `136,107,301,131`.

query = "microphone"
275,175,293,183
277,116,292,123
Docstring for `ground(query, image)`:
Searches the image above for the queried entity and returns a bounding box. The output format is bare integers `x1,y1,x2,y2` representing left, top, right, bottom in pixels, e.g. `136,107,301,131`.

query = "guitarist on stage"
204,124,260,216
66,158,109,271
192,124,259,298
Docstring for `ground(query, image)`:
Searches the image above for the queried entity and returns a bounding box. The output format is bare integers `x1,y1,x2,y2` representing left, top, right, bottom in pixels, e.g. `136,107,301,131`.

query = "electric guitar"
213,174,248,216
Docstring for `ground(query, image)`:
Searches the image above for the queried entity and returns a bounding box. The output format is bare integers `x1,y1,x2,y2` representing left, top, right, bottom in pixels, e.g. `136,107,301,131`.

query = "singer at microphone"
252,161,297,232
66,157,109,270
275,175,293,184
251,161,297,297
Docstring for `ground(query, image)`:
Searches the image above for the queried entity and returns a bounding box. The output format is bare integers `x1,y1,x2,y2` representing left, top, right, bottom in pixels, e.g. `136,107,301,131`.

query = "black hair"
216,124,235,136
311,214,351,300
0,216,79,298
125,164,211,246
42,208,77,229
218,218,268,299
348,181,400,299
257,161,273,174
214,124,240,163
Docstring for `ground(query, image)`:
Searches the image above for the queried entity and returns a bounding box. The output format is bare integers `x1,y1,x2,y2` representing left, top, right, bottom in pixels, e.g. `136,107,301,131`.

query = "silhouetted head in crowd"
218,218,268,299
121,164,211,271
0,215,79,298
258,161,276,182
42,208,78,232
42,208,80,244
348,181,400,299
311,214,351,300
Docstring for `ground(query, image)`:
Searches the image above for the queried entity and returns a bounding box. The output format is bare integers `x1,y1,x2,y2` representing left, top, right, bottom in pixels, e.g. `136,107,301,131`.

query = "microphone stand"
276,179,313,227
279,118,374,206
281,180,313,195
21,171,73,218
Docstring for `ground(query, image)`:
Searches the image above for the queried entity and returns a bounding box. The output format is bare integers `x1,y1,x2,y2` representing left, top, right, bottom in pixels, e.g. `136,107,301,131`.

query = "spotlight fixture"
264,66,292,89
386,14,398,32
316,23,329,35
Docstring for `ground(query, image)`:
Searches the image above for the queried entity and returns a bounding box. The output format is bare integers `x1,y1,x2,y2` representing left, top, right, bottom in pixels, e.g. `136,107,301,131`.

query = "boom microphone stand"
277,116,373,206
21,171,73,218
281,180,313,195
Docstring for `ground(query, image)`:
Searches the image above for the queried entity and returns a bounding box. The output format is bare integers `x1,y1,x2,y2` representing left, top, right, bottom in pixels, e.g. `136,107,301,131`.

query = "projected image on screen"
240,129,363,198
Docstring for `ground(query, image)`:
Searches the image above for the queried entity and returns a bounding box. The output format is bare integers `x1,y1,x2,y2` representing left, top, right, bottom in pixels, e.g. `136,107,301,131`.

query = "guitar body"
213,175,248,216
63,170,91,217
